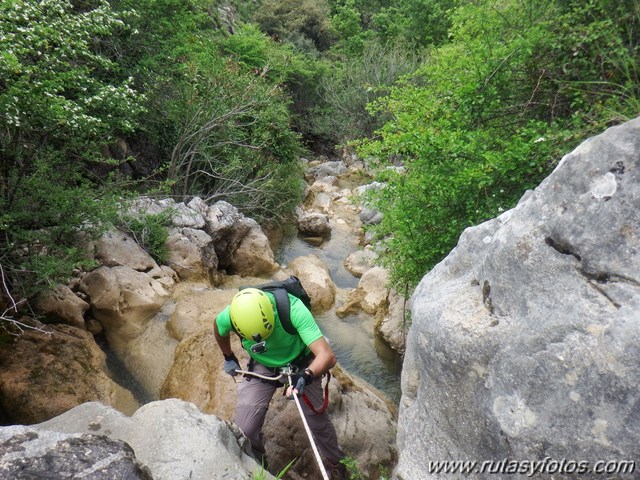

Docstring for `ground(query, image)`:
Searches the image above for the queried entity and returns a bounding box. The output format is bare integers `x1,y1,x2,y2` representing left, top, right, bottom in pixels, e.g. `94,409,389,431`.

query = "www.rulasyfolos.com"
427,458,636,476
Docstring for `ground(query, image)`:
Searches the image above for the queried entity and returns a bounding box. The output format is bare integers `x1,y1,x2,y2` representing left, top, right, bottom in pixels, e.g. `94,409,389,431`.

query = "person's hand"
223,353,240,377
286,369,313,398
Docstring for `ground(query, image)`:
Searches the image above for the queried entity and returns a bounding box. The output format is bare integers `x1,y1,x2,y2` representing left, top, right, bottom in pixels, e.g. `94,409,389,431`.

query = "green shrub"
0,0,142,302
356,0,599,290
118,211,172,264
163,47,304,221
311,39,420,147
252,0,335,53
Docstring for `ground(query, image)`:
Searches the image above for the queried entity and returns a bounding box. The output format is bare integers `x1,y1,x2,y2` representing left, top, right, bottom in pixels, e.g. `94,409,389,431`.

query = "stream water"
102,173,403,407
275,222,403,403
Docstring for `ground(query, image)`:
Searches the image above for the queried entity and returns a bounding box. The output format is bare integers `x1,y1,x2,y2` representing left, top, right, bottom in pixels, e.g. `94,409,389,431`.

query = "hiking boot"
326,461,349,480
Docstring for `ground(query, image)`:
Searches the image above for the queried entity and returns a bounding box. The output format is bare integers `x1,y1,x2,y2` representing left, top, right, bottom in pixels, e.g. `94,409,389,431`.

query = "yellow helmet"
230,288,275,341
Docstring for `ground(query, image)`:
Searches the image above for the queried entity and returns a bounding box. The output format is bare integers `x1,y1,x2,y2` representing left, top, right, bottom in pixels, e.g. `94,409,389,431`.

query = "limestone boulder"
165,227,218,281
310,191,333,214
396,118,640,479
228,220,279,277
288,254,336,312
343,249,377,278
166,284,236,341
309,160,348,180
336,267,389,317
35,284,89,330
359,206,383,225
296,208,332,238
147,265,179,290
119,301,179,400
0,322,137,425
33,399,265,480
170,202,206,229
375,289,407,354
94,229,158,271
128,197,205,229
262,366,397,479
79,266,171,352
311,175,339,193
161,329,247,422
0,427,153,480
202,201,253,268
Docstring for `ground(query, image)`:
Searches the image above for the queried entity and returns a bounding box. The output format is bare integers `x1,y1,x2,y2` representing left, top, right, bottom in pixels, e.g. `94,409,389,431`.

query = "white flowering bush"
0,0,142,155
0,0,143,307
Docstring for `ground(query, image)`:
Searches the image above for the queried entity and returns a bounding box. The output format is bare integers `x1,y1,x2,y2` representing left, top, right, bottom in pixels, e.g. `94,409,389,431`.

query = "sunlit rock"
79,266,171,351
165,227,217,281
93,229,158,272
375,289,407,354
337,266,389,316
296,208,332,237
32,399,262,480
343,248,377,278
228,220,279,277
288,254,336,312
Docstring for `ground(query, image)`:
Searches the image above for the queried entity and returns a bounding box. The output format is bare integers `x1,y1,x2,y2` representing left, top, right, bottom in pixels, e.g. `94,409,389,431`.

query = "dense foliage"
357,0,640,289
0,0,305,315
2,0,639,317
0,0,141,303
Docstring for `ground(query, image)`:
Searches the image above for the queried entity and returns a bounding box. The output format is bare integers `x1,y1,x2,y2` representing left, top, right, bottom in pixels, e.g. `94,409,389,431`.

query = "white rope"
235,367,331,480
234,369,284,382
286,372,330,480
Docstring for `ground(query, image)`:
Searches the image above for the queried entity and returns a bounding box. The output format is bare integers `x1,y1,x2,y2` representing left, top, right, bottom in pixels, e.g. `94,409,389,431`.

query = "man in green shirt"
214,287,347,479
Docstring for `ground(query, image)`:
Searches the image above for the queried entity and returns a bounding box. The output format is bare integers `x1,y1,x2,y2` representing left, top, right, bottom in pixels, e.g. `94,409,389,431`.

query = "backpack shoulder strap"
270,288,297,336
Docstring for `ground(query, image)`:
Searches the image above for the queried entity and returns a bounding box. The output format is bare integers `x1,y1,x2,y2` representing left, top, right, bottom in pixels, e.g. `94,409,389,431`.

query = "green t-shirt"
215,292,323,368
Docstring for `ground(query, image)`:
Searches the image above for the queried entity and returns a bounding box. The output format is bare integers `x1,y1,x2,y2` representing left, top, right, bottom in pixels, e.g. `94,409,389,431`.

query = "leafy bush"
311,39,420,147
118,211,172,264
371,0,458,47
0,0,142,303
106,2,307,221
165,45,305,222
357,0,640,290
252,0,335,54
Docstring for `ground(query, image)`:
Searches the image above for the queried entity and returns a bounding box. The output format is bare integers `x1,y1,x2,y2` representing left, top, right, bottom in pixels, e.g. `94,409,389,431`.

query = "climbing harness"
236,364,331,480
236,362,330,414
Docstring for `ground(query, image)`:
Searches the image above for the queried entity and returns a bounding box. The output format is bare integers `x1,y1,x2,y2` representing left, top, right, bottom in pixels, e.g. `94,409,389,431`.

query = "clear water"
274,225,402,404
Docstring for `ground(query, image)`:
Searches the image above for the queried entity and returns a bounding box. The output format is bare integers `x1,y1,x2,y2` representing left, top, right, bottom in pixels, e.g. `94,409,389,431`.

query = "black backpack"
239,276,312,336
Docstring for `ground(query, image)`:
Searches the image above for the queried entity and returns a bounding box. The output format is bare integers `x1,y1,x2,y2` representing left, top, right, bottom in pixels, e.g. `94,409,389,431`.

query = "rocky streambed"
0,154,406,479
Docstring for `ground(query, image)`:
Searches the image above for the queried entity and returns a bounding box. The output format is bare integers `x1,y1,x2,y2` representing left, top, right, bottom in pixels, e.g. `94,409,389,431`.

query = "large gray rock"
296,208,332,237
228,220,279,277
288,254,336,313
94,229,159,271
79,266,171,351
396,118,640,479
34,399,265,480
35,284,89,330
165,227,218,281
203,201,254,268
0,427,153,479
310,160,348,180
128,197,205,229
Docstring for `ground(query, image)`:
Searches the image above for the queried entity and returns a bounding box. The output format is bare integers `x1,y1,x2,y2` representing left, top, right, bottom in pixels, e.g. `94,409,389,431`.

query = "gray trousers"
235,362,345,465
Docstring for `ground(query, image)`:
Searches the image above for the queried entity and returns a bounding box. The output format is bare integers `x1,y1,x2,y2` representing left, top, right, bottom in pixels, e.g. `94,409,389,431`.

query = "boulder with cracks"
397,118,640,479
